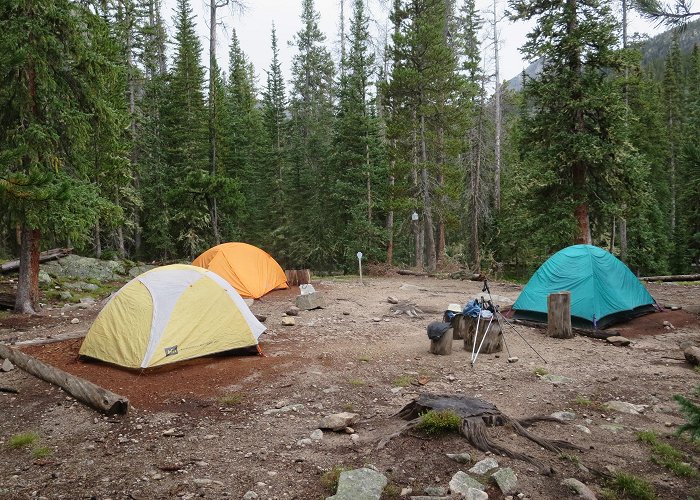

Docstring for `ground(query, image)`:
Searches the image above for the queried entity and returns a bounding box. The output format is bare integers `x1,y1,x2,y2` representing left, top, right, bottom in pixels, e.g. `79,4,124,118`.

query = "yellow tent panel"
192,242,288,299
79,264,265,369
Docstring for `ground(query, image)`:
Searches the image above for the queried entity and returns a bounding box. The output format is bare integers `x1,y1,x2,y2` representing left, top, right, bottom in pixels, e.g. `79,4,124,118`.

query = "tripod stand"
470,280,548,367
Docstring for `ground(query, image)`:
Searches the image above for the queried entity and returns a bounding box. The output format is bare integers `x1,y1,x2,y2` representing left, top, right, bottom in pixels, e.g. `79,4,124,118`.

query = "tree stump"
430,328,453,355
284,269,311,286
443,312,467,340
464,315,503,354
547,292,573,339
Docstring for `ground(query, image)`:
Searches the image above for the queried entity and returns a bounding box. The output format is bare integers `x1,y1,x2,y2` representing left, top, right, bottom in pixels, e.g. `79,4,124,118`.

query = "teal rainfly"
512,245,657,328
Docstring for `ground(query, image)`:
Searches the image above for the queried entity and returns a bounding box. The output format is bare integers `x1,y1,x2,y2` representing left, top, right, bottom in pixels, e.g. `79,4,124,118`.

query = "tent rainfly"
511,244,656,328
192,242,288,299
79,264,265,368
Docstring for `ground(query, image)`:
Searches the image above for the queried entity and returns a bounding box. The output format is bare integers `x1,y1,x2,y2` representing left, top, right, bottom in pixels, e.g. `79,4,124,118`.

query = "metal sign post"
357,251,363,285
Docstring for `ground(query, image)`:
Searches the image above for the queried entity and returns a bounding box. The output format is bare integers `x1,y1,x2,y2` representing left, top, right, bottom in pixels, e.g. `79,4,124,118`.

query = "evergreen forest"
1,0,699,313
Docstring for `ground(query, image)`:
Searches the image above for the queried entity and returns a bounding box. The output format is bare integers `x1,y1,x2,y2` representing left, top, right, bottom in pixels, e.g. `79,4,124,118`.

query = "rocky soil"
1,273,699,499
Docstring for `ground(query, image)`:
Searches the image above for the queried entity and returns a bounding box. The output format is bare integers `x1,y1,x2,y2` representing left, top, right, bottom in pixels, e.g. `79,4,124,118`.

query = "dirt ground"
1,276,699,499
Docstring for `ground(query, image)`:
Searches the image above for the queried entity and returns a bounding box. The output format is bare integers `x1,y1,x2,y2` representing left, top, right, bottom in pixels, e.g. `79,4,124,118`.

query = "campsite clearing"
1,275,699,499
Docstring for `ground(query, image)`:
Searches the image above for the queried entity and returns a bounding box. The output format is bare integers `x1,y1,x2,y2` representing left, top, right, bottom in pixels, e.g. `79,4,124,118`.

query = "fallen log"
397,269,427,276
0,386,19,393
512,319,617,340
0,247,72,274
0,344,128,415
641,274,700,282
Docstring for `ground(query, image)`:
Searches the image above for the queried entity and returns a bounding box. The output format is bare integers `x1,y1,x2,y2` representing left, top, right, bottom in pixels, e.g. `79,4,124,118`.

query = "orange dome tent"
192,243,288,299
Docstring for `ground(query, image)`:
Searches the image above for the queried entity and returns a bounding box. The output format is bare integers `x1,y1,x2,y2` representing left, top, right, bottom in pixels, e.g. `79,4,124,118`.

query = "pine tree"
287,0,336,269
138,0,172,259
262,25,289,251
385,0,467,272
331,0,387,266
224,31,263,244
0,0,126,312
674,385,700,442
161,0,210,258
509,0,632,248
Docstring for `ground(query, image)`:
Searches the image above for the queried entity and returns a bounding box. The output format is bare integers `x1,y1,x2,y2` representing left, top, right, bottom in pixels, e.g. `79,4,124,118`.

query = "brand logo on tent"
164,346,178,356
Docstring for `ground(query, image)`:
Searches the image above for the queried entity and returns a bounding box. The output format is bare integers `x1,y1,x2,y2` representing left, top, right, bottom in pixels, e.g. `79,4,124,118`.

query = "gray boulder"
684,346,700,366
318,412,358,431
326,468,387,500
128,264,157,278
296,292,325,310
562,478,597,499
38,270,52,285
42,255,125,281
449,471,485,495
606,336,631,347
605,401,646,414
491,468,517,494
468,458,499,474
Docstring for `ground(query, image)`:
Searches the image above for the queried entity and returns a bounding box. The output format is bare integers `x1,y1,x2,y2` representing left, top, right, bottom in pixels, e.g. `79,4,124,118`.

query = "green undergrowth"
533,367,549,376
416,410,462,435
31,446,53,459
320,466,350,493
637,431,698,478
348,378,365,386
392,375,413,387
7,432,40,449
602,471,656,500
218,393,244,406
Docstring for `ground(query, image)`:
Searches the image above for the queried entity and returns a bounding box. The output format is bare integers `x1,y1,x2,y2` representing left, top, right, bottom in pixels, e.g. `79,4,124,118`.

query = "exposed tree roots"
379,394,582,472
390,301,425,319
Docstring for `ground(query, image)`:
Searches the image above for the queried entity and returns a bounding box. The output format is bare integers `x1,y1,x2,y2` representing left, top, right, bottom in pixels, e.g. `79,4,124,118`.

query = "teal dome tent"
512,245,657,328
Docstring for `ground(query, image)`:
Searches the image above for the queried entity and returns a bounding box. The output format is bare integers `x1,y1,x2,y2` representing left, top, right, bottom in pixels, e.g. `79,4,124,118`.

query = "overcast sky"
162,0,664,89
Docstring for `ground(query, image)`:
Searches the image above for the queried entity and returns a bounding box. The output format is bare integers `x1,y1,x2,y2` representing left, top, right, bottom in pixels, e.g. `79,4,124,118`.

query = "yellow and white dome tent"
79,264,266,369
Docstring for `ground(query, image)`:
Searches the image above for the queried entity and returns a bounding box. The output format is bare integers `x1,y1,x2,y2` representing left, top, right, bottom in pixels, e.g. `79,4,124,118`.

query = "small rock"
281,317,296,326
193,478,213,486
387,296,399,304
424,486,448,496
664,422,673,427
606,336,631,347
469,458,499,474
242,492,258,500
551,411,576,421
670,306,680,311
263,403,304,415
372,317,382,322
662,320,674,328
1,359,14,372
344,427,355,434
350,434,360,444
605,401,646,414
575,425,591,434
449,471,485,495
562,478,597,499
684,346,700,366
286,306,300,316
507,357,519,363
296,438,312,446
492,468,517,494
446,452,472,464
463,489,488,500
70,318,80,324
540,374,573,384
162,428,177,436
310,429,323,441
400,487,412,497
318,412,358,431
600,424,624,433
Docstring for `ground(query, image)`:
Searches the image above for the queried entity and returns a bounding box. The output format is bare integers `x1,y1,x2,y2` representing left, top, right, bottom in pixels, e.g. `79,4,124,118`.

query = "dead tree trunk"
547,292,573,338
0,345,129,415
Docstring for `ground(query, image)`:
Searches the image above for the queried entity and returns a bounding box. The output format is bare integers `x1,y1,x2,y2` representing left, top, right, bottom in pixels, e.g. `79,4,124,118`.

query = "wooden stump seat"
464,314,503,354
430,327,453,355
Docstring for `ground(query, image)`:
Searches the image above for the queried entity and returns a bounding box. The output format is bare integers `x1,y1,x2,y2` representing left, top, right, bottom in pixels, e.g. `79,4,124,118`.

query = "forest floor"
1,273,700,499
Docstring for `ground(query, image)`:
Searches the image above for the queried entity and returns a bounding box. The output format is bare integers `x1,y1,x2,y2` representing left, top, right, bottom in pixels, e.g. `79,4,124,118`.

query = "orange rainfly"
192,242,289,299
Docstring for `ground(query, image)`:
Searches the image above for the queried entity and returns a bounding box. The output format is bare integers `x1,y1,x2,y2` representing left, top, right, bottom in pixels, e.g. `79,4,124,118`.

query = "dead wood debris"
389,301,425,319
378,394,581,472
